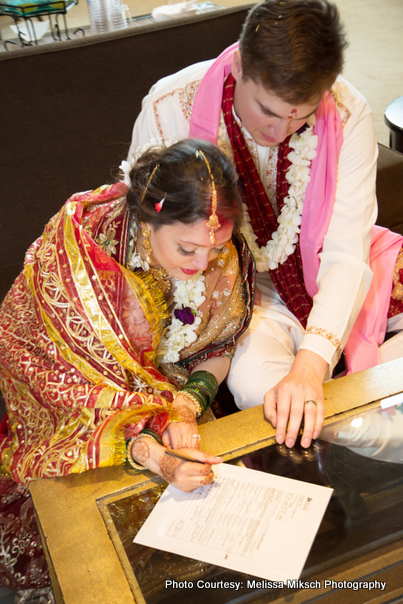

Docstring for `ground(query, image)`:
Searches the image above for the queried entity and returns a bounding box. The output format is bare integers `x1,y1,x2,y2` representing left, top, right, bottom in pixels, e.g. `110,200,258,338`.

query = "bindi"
288,108,298,119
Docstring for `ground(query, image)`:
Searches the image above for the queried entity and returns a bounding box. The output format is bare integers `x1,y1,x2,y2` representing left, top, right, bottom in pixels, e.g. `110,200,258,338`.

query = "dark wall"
0,6,251,301
1,5,403,305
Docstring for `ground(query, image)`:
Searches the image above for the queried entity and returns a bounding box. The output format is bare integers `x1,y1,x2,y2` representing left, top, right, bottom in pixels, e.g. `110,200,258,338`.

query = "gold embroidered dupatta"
0,184,177,483
0,184,253,484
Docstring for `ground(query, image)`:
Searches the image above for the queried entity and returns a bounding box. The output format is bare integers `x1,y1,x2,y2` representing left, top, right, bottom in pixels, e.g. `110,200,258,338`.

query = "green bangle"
190,386,210,409
141,428,162,445
186,371,218,408
182,384,209,406
178,372,218,418
187,371,218,392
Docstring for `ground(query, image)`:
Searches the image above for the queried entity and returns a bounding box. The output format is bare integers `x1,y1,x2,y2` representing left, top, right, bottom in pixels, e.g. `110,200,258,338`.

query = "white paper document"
380,391,403,410
134,462,332,581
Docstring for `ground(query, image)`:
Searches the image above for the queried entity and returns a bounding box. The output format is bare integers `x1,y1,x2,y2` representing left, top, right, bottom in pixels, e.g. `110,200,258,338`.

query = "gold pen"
164,450,206,464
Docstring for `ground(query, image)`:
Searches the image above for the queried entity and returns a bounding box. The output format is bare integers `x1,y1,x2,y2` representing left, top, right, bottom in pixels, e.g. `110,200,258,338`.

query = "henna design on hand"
174,404,197,425
159,454,178,483
194,464,211,476
131,439,151,465
200,473,214,486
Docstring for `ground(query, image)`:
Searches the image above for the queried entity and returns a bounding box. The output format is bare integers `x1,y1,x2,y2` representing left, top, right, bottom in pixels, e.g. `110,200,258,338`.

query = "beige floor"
1,0,402,145
335,0,403,147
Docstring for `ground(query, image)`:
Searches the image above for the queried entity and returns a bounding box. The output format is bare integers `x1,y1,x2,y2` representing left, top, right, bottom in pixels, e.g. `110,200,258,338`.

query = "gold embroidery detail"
389,246,403,317
96,224,118,256
331,90,351,127
63,204,174,393
178,241,245,359
152,80,201,139
179,81,200,122
306,325,341,352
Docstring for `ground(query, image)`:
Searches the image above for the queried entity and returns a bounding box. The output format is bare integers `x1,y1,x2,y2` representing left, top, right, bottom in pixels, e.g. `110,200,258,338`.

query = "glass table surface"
99,421,403,604
30,359,403,604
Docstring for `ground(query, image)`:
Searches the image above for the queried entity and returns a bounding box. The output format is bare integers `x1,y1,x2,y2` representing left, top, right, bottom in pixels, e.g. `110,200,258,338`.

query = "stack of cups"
87,0,128,34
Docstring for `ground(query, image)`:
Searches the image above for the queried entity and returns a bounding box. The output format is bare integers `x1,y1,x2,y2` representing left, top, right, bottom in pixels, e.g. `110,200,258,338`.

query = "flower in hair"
119,160,132,187
155,194,166,213
119,137,178,186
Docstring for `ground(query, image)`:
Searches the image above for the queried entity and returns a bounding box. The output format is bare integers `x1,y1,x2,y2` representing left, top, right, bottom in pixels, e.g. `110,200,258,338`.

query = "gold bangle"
177,390,204,418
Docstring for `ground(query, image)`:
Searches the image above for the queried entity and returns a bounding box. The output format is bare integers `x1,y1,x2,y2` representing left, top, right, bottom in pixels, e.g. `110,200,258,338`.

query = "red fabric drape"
222,74,313,326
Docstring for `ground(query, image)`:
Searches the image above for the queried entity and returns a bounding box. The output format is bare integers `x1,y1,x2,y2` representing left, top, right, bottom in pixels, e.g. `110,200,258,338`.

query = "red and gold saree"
0,183,253,589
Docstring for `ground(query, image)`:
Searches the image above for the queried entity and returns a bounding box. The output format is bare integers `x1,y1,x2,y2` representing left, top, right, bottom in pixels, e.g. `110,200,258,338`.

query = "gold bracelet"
177,390,204,418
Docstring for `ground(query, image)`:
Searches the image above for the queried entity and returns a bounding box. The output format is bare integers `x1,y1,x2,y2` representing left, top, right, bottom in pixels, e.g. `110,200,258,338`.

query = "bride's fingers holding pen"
159,449,223,492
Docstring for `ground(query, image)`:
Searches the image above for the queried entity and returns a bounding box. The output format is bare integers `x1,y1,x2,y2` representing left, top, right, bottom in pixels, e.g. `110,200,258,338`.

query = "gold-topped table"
30,358,403,604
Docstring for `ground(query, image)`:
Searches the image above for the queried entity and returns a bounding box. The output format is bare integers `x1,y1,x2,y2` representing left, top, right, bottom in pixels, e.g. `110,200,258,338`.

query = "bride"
0,139,254,593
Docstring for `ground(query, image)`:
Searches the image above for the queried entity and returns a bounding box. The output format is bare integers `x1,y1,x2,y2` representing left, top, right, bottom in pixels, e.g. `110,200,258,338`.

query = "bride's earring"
139,222,171,295
141,223,153,265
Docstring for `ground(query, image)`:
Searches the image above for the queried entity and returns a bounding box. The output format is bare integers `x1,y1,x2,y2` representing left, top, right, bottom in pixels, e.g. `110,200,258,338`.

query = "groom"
128,0,396,451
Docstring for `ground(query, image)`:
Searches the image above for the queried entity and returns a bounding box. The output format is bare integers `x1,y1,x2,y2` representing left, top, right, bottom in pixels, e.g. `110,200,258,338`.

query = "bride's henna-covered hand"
158,449,222,492
131,438,151,465
161,394,200,450
129,438,222,492
162,357,232,450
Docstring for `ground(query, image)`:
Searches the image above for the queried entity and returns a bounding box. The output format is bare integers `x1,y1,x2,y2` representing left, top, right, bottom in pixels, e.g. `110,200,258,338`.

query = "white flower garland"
127,220,150,271
240,122,318,272
127,223,207,363
159,273,207,363
127,225,207,363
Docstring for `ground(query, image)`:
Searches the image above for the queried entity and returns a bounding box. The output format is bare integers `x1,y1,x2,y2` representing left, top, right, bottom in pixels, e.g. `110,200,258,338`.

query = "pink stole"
189,43,403,373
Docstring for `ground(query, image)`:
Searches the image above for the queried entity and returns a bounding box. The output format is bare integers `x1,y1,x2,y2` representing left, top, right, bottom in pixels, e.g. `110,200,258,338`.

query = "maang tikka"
196,150,221,245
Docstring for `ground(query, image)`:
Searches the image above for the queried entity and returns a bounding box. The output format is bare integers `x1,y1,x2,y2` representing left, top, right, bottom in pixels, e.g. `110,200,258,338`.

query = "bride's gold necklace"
147,266,172,296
